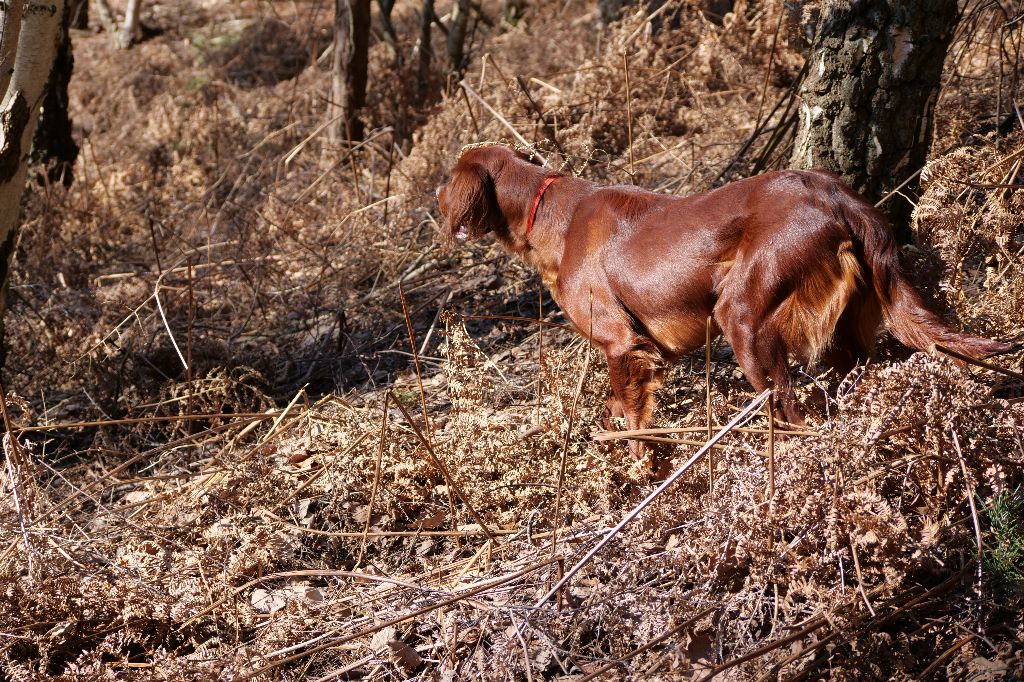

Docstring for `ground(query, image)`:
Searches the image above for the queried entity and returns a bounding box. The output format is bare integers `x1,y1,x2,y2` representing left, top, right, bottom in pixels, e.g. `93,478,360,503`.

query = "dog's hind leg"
821,293,881,376
717,305,803,426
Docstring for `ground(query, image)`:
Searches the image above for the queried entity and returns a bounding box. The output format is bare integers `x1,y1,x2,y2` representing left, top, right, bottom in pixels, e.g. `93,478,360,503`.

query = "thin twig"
399,282,460,536
1,384,34,575
767,396,775,501
460,86,482,137
754,8,785,129
875,168,924,207
389,394,496,542
186,261,195,434
537,284,544,422
458,312,571,331
419,290,452,355
848,534,876,617
511,612,536,682
702,619,830,682
153,275,188,371
624,51,635,181
308,654,375,682
551,292,594,581
934,343,1024,383
281,430,374,505
921,634,978,679
16,411,280,435
951,428,984,568
706,316,713,493
591,425,818,440
238,389,307,463
514,75,569,159
460,81,550,167
179,569,433,632
357,395,390,566
278,523,520,538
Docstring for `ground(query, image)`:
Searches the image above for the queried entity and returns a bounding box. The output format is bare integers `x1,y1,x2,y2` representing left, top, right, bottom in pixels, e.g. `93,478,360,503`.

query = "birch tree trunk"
790,0,958,242
0,0,67,367
115,0,141,48
328,0,370,143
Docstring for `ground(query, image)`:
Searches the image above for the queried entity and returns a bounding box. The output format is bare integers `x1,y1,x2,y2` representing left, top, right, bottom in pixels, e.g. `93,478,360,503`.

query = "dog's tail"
842,198,1017,359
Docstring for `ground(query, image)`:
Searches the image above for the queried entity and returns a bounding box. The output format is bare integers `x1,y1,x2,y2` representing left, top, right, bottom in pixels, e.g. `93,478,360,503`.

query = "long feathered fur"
841,200,1016,359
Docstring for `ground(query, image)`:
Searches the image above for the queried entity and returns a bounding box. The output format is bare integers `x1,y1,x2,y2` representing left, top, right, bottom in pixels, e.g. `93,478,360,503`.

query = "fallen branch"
591,425,819,440
16,411,281,435
458,312,572,331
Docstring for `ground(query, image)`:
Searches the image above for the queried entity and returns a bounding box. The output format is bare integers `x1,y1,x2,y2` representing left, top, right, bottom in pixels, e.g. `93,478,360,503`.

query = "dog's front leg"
605,343,665,470
601,395,625,430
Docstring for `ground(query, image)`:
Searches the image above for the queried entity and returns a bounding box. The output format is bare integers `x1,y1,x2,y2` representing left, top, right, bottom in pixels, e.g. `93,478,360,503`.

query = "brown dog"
436,144,1015,461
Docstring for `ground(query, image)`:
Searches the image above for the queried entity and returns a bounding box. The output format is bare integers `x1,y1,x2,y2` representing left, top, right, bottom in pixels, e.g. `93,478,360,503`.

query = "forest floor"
2,0,1024,679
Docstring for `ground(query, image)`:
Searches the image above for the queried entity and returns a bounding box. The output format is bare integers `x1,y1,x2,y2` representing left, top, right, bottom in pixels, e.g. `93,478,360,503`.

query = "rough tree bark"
791,0,959,242
329,0,370,143
0,0,67,368
33,0,79,186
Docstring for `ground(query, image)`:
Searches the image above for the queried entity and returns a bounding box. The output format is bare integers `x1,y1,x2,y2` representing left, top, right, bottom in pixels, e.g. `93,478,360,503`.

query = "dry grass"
2,0,1024,679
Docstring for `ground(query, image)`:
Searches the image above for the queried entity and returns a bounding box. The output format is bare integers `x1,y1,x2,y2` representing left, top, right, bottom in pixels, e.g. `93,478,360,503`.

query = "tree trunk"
33,0,79,186
416,0,434,104
115,0,141,48
329,0,370,143
378,0,397,45
0,0,67,368
790,0,958,243
0,0,25,97
447,0,470,73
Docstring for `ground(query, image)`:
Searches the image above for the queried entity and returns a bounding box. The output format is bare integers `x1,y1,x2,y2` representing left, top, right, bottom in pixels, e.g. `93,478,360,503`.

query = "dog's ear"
438,159,502,245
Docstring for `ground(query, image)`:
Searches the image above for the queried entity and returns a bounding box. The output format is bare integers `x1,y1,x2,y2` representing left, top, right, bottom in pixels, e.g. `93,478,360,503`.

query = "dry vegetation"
2,0,1024,679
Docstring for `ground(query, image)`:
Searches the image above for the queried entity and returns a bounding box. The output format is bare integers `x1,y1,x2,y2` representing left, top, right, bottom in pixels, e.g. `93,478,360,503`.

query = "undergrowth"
984,488,1024,594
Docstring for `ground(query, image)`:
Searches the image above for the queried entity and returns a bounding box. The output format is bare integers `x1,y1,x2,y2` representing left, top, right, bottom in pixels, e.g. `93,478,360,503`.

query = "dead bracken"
1,1,1023,680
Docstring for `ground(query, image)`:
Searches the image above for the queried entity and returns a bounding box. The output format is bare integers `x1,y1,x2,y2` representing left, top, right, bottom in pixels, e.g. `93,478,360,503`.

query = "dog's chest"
526,250,560,296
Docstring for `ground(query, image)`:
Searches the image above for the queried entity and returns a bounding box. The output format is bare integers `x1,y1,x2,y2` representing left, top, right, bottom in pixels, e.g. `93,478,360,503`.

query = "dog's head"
436,145,542,247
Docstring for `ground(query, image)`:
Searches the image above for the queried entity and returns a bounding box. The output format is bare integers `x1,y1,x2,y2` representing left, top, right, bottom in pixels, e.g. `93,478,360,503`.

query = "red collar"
525,176,558,239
